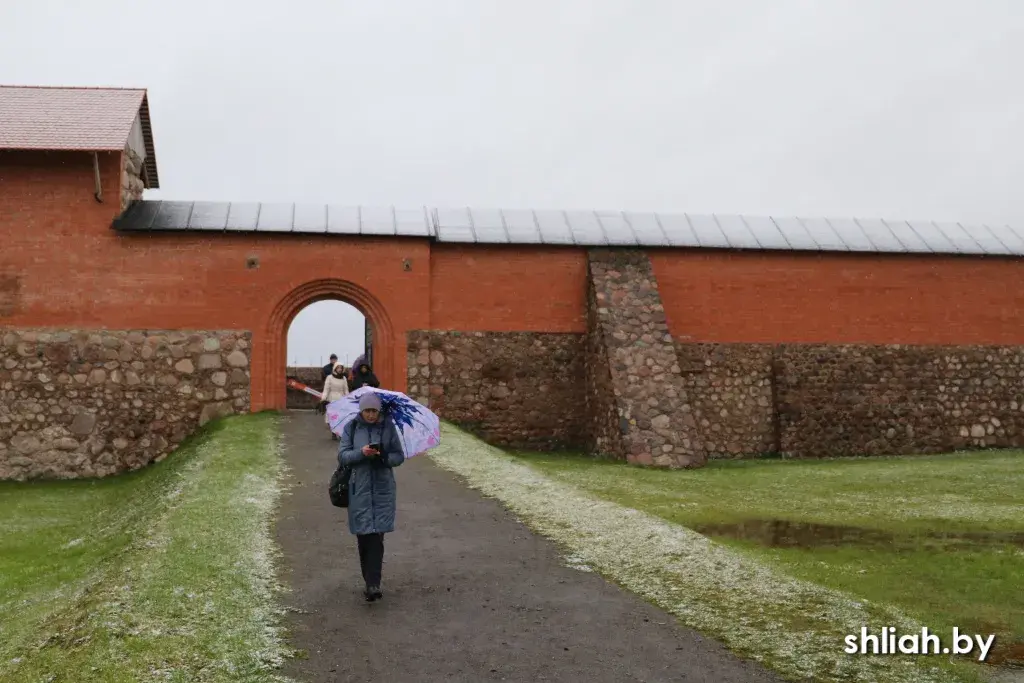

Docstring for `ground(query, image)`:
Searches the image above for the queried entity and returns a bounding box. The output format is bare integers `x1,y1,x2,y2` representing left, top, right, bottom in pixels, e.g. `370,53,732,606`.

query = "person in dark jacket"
322,354,339,380
338,392,405,601
349,362,380,391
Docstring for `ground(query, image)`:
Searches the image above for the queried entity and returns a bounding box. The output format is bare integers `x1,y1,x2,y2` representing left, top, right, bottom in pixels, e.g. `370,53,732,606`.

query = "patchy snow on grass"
431,425,980,683
0,414,297,682
563,554,595,572
106,422,296,680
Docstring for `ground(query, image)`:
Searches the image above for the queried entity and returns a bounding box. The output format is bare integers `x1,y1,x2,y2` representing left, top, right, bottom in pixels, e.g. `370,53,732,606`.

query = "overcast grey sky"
3,1,1022,364
287,300,364,368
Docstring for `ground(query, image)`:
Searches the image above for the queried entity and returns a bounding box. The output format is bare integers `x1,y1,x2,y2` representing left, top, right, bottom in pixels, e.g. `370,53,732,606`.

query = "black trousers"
357,533,384,586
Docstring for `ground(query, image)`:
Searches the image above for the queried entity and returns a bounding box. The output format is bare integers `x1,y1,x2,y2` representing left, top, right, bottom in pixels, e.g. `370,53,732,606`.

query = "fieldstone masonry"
407,330,584,449
774,343,1024,458
121,145,145,211
672,341,1024,459
583,279,625,460
4,318,1012,478
675,343,776,458
585,249,706,468
0,329,251,481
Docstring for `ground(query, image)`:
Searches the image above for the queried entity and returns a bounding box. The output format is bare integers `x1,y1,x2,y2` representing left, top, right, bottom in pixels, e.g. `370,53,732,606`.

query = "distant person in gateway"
348,354,365,383
350,362,380,391
322,354,339,380
316,354,339,414
321,364,350,440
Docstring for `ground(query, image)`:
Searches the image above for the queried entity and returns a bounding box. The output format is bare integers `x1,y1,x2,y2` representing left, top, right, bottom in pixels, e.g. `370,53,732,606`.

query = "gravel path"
275,411,782,682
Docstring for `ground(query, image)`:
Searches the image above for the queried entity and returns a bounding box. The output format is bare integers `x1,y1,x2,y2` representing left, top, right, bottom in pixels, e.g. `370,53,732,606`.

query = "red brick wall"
429,245,587,332
650,250,1024,345
0,150,123,233
5,150,1024,418
0,151,433,409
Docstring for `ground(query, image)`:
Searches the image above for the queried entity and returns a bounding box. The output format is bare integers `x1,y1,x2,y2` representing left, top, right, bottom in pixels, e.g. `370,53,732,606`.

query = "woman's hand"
361,445,378,457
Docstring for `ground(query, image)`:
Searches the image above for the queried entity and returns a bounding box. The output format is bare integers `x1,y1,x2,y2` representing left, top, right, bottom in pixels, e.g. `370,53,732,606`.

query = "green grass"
0,413,293,683
509,448,1024,671
432,425,989,682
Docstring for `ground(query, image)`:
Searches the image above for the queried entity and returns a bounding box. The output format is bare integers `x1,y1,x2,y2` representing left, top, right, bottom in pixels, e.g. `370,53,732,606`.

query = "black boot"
364,584,382,602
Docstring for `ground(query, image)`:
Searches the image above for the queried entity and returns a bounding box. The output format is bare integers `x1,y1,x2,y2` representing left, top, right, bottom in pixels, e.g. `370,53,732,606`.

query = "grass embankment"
509,448,1023,672
0,413,292,682
431,424,1020,683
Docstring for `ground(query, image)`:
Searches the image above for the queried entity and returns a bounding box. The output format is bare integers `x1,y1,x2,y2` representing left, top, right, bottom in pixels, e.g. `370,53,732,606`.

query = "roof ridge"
109,200,1024,257
0,84,147,92
0,87,157,187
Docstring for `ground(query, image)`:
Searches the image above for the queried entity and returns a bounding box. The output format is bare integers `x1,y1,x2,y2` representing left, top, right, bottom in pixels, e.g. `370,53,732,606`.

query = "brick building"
2,85,1023,480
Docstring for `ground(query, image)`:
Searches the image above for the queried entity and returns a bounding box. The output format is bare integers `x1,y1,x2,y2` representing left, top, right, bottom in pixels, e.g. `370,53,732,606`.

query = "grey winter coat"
338,414,405,535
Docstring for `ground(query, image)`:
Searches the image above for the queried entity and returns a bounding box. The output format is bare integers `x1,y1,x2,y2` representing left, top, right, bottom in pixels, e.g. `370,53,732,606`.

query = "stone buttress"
584,249,706,468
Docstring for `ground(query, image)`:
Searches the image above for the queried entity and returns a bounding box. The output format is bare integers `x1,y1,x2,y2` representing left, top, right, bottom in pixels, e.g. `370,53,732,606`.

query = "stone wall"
0,329,251,481
586,249,706,468
774,344,1024,458
121,145,145,211
674,341,1024,459
583,279,625,459
675,343,776,459
286,366,325,409
407,330,585,449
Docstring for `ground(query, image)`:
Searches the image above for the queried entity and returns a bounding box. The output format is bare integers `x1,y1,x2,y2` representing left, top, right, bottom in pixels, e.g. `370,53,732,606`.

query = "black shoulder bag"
328,464,350,508
328,421,357,508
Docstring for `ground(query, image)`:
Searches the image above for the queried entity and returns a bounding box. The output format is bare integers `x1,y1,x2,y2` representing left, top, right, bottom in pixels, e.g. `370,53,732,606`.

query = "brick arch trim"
255,278,396,411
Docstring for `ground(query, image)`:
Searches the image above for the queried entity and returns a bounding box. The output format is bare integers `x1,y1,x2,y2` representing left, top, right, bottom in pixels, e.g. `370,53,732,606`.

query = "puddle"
691,519,1024,551
694,520,1024,668
689,520,1024,669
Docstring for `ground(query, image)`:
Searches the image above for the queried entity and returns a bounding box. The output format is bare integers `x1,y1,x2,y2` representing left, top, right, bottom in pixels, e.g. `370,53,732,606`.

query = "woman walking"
321,364,350,440
338,392,405,601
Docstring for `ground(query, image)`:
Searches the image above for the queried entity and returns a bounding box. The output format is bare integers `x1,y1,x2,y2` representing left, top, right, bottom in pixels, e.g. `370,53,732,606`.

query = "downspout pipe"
93,152,103,203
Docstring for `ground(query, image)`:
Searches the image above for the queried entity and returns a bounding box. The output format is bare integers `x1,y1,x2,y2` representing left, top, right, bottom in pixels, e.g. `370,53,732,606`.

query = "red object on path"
287,378,323,400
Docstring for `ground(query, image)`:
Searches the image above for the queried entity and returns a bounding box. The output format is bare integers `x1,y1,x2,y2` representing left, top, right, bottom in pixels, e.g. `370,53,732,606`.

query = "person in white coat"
321,364,350,440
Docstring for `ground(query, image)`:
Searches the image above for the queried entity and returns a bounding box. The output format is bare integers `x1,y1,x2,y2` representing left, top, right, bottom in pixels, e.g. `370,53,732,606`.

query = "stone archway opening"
285,299,368,409
257,279,395,412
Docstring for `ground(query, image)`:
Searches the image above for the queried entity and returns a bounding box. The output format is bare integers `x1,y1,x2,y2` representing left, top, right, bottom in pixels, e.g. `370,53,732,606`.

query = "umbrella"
326,386,441,458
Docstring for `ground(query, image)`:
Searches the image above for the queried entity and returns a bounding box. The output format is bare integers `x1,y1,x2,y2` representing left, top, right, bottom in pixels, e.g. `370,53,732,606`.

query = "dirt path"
274,411,782,682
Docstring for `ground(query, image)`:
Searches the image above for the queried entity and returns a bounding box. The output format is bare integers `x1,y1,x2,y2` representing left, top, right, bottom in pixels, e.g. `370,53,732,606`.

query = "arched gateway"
261,279,395,411
3,84,1024,483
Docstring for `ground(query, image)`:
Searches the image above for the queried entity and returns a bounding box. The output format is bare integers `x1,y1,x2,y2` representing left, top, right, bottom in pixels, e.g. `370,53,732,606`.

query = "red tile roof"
0,85,159,187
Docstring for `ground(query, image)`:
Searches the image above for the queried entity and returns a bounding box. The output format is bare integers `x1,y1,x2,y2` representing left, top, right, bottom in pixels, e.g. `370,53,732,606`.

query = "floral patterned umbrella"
326,386,441,458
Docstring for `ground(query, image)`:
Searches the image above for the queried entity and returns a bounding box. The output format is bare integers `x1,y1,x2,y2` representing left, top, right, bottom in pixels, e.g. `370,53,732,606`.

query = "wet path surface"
274,411,782,682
